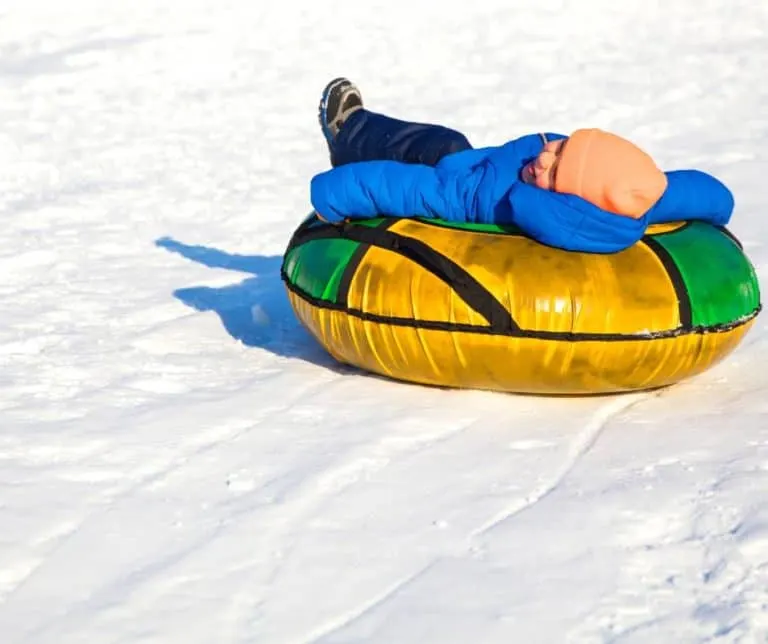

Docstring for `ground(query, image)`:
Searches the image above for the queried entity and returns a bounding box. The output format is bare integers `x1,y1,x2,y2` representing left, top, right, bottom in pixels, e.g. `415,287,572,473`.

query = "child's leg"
331,109,472,167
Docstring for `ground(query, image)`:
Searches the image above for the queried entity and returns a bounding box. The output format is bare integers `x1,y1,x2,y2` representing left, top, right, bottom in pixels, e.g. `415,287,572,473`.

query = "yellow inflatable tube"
282,215,760,394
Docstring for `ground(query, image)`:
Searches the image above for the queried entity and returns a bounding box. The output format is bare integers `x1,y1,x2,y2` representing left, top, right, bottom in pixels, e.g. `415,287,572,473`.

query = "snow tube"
281,214,761,394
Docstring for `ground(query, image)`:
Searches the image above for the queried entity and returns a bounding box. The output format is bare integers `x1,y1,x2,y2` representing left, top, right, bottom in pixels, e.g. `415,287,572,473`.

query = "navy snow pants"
329,109,473,168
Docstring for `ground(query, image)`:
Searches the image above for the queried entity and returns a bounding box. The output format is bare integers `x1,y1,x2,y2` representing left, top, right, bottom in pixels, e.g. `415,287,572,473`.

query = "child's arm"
647,170,734,225
310,134,567,224
504,168,734,253
311,156,649,253
310,161,448,223
506,183,648,253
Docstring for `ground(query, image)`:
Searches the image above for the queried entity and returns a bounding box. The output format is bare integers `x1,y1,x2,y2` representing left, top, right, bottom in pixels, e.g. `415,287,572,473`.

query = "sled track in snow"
470,391,657,539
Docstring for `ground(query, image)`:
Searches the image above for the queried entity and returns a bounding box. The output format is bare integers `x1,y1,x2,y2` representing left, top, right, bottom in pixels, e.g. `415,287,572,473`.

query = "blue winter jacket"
310,133,734,253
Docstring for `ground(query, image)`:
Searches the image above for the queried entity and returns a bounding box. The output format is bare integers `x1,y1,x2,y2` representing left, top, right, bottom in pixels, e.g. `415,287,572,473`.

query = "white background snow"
1,0,767,642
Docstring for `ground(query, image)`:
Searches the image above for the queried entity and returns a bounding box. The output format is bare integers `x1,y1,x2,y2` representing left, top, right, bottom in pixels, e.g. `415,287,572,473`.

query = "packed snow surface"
1,0,767,641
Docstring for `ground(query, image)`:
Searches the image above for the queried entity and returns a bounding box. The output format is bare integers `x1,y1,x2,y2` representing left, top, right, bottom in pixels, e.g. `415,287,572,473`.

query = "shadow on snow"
155,236,346,372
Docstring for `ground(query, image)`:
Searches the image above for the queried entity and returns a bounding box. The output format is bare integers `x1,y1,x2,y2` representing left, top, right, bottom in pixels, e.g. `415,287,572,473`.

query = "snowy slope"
1,0,767,642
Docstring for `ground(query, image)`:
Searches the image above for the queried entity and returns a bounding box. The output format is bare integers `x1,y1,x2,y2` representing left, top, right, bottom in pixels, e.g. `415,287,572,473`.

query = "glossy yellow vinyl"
387,219,680,334
289,291,753,394
346,246,489,328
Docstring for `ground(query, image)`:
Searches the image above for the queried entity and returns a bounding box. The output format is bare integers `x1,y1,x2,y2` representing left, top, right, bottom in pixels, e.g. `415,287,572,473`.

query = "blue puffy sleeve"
434,146,497,171
505,167,735,253
507,183,648,253
647,170,734,225
309,133,570,225
310,161,448,223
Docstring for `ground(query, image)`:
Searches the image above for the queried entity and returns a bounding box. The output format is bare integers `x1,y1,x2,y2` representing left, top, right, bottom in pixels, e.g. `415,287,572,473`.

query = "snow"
1,0,767,641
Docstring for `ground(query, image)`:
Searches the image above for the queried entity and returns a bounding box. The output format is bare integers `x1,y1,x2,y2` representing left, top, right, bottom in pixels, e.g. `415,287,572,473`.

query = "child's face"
521,139,567,190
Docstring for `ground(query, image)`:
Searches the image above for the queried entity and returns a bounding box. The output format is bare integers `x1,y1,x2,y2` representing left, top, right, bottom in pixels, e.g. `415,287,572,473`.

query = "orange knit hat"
555,128,667,218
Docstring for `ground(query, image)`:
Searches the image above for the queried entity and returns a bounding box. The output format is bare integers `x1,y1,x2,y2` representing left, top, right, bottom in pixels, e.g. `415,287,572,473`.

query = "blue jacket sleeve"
506,168,735,253
507,183,648,253
309,134,569,225
434,146,496,171
310,161,448,223
646,170,734,225
437,134,564,174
